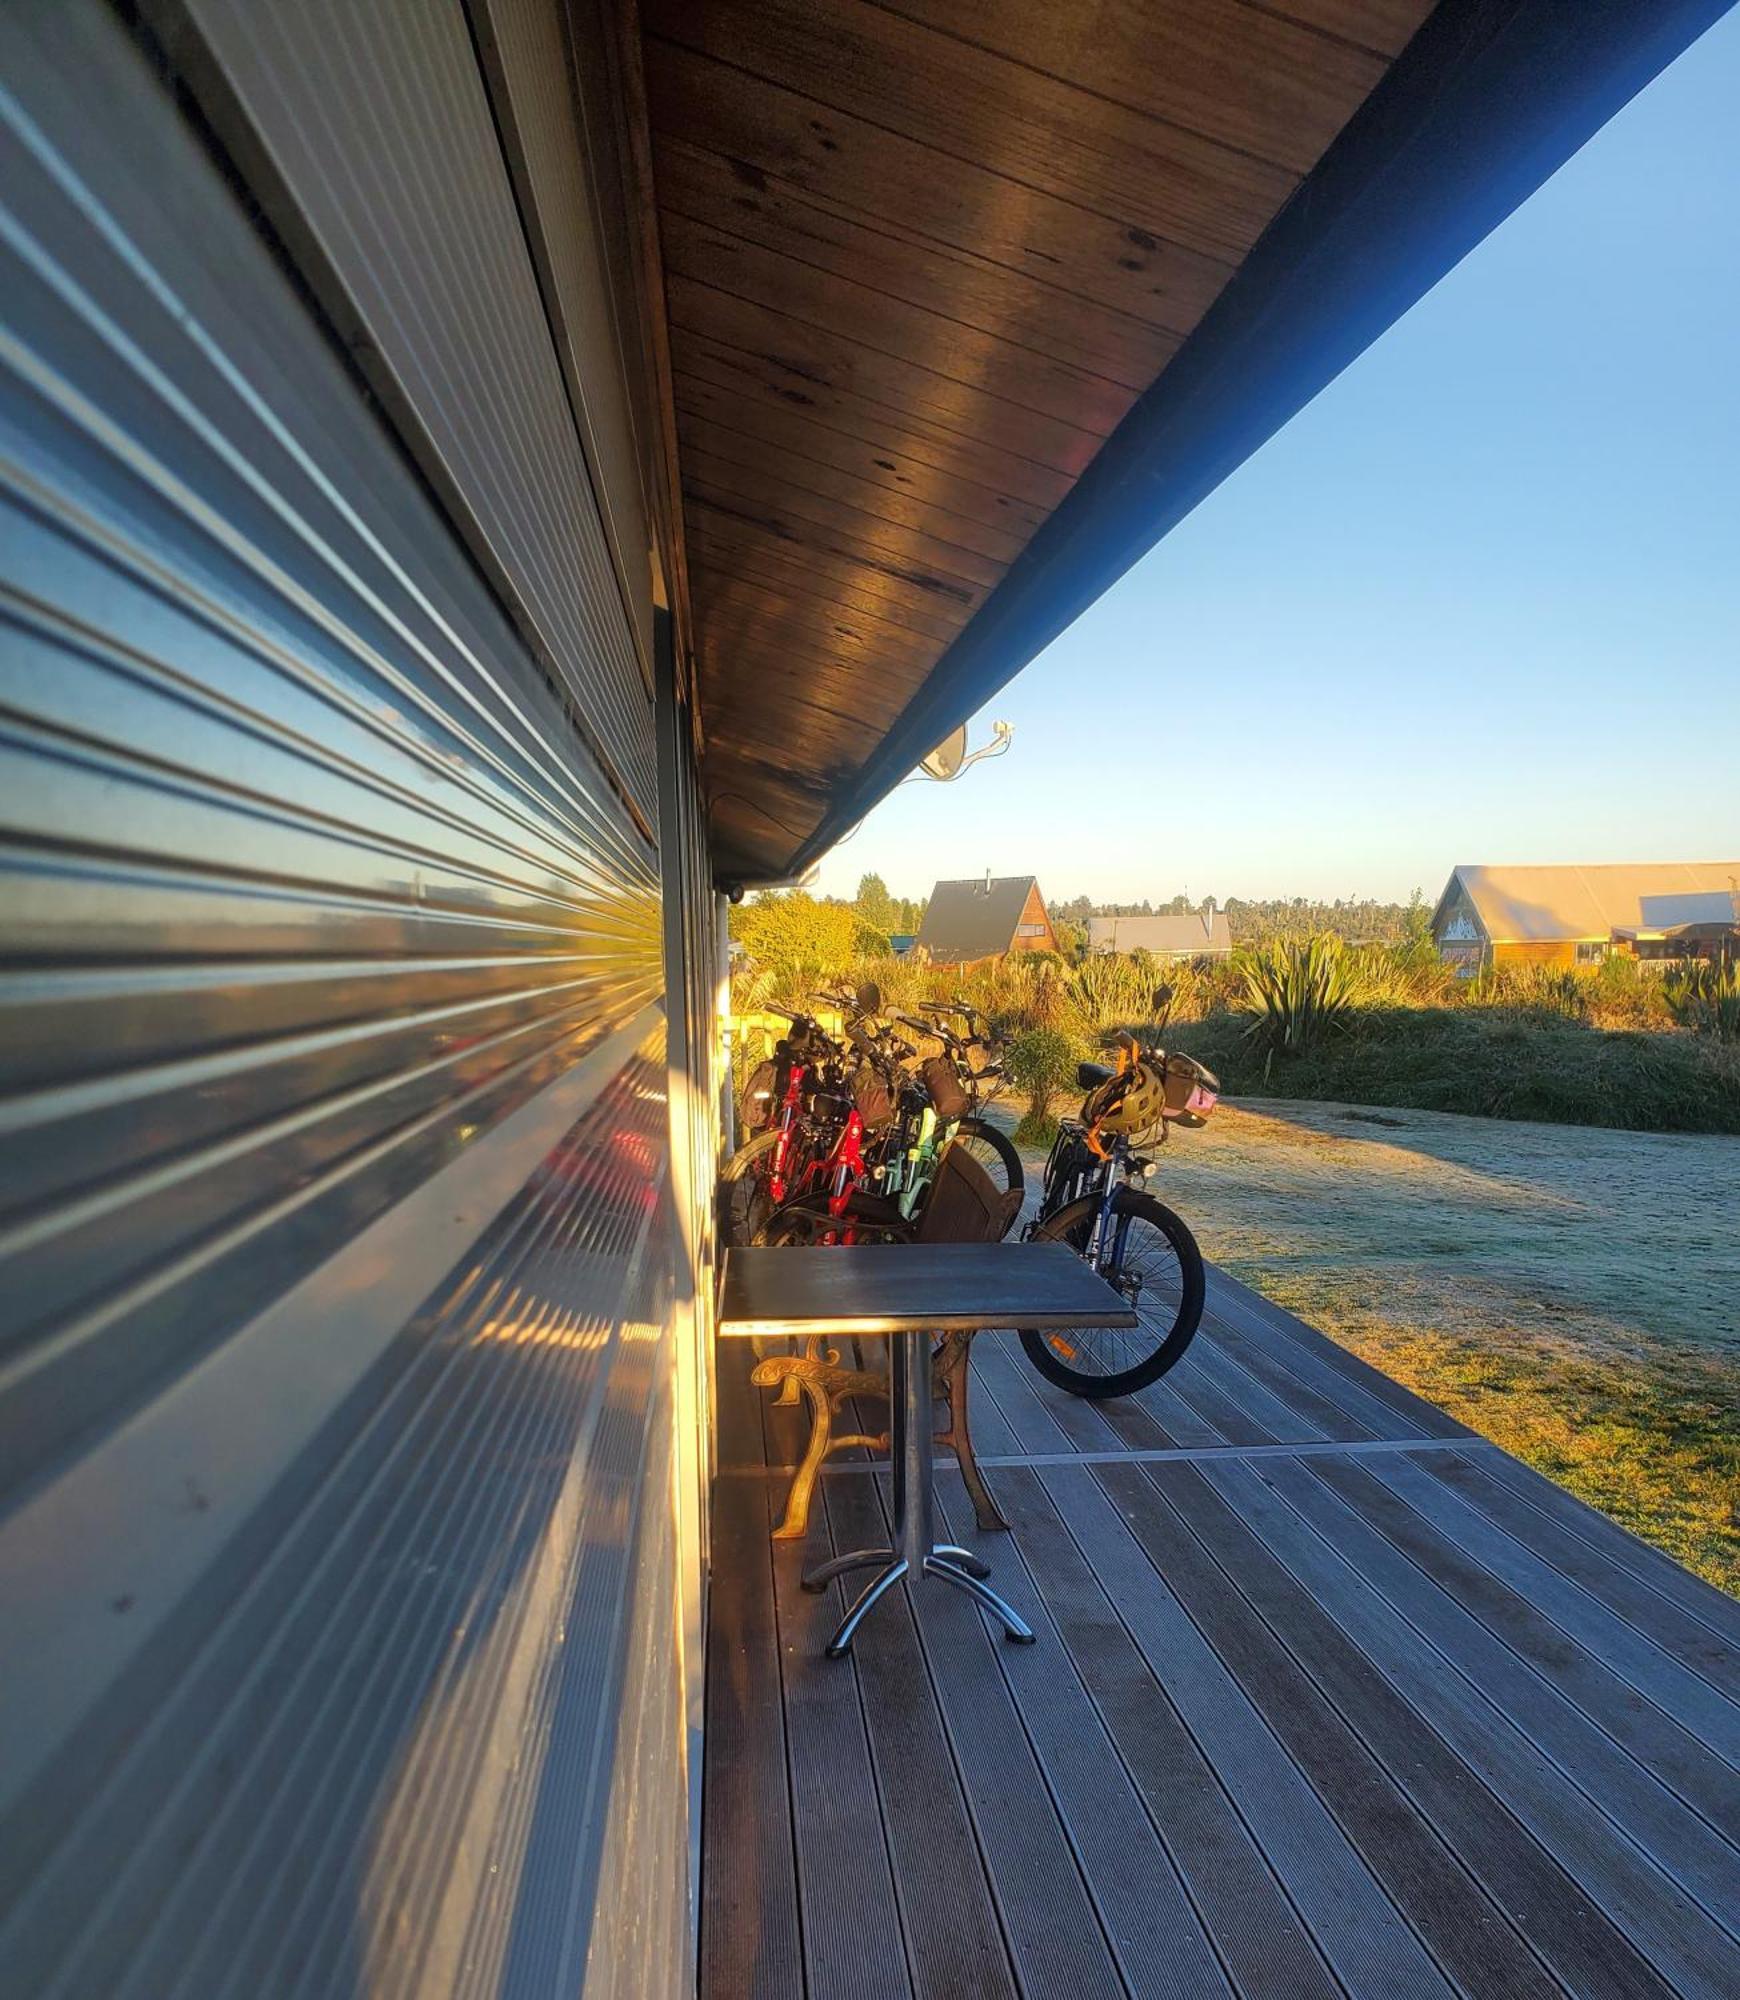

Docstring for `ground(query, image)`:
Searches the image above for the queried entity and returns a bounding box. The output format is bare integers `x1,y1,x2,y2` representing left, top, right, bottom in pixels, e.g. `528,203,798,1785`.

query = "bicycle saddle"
1076,1060,1115,1089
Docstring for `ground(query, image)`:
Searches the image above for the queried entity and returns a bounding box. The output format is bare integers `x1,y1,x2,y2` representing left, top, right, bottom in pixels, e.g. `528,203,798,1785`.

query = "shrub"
1166,1002,1740,1134
1347,935,1458,1009
1051,916,1088,961
1188,956,1246,1018
1238,935,1358,1059
1468,962,1591,1023
1066,952,1157,1030
729,892,856,1001
1005,1024,1084,1146
1587,954,1676,1031
1664,960,1740,1041
977,958,1082,1042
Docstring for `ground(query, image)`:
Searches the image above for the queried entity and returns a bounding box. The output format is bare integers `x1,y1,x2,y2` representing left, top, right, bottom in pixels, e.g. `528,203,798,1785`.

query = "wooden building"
1087,911,1234,959
916,876,1058,966
1432,863,1740,972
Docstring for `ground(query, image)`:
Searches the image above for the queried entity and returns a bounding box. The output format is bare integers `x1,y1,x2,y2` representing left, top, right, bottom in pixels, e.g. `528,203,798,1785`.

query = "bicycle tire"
951,1116,1024,1220
1018,1186,1204,1398
758,1194,911,1248
718,1128,781,1246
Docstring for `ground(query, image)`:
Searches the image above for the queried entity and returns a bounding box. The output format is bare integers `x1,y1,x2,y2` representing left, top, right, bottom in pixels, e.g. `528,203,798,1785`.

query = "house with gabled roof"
915,875,1056,966
1087,910,1233,959
1431,863,1740,973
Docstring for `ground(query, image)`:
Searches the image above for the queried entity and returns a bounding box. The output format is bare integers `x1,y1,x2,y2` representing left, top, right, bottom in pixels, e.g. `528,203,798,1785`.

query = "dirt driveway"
1001,1096,1739,1593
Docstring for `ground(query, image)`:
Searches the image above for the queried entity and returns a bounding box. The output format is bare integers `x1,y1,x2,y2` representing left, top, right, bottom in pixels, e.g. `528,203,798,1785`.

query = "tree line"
842,876,1428,946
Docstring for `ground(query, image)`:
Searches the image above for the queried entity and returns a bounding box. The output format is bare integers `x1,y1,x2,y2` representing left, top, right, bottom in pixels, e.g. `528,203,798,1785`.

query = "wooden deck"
701,1269,1740,2000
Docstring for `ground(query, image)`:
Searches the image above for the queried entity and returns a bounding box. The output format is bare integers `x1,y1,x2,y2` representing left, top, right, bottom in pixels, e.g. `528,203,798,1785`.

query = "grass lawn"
1165,1005,1740,1134
997,1094,1739,1595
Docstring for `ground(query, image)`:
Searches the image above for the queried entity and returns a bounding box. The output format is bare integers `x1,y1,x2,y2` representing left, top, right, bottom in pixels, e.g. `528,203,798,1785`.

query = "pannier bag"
1160,1052,1220,1127
851,1063,895,1131
740,1059,778,1131
920,1055,969,1121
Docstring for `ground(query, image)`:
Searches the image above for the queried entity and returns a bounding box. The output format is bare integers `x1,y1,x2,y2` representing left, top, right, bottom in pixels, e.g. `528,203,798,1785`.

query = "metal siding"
0,2,706,1990
1,1036,678,1997
473,0,657,679
156,0,660,823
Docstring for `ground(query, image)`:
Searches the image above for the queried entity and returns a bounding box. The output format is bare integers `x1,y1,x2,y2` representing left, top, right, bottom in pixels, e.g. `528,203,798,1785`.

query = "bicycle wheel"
950,1116,1024,1225
718,1128,780,1246
758,1195,910,1248
1019,1186,1204,1398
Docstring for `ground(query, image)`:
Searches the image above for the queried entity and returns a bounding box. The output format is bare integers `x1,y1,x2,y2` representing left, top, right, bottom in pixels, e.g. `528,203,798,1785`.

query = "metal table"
719,1243,1137,1655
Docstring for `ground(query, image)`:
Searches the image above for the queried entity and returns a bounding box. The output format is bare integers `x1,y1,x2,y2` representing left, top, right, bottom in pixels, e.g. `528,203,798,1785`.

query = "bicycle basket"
739,1059,778,1131
1160,1052,1220,1127
851,1063,895,1131
920,1055,969,1121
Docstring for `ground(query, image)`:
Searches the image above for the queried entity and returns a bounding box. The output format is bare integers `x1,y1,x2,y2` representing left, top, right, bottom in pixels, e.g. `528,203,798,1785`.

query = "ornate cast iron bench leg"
932,1331,1009,1533
753,1329,1006,1541
750,1351,887,1540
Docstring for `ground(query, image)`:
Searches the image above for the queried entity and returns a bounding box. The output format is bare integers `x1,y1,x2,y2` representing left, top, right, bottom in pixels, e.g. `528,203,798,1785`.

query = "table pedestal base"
799,1328,1035,1657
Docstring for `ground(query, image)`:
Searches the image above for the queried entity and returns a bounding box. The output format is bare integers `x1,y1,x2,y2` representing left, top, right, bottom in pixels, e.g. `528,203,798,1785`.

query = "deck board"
770,1477,913,2000
702,1273,1740,1998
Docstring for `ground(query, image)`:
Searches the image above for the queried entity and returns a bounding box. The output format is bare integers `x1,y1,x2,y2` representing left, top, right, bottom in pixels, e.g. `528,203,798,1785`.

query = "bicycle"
758,1007,977,1245
898,999,1023,1206
1017,986,1220,1398
720,1001,852,1245
722,983,1023,1245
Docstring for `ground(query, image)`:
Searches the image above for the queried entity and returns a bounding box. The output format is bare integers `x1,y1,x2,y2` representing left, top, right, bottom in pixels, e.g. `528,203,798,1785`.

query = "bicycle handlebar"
894,1011,944,1041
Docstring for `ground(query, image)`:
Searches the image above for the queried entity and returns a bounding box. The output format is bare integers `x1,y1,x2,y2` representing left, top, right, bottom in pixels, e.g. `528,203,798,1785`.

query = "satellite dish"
918,724,967,781
912,720,1012,783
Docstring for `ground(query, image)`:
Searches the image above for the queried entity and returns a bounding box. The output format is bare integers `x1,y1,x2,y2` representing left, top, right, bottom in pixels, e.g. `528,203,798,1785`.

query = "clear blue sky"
816,8,1740,911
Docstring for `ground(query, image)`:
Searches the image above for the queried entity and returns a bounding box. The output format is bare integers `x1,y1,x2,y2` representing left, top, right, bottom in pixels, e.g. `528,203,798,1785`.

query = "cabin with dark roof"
916,876,1057,966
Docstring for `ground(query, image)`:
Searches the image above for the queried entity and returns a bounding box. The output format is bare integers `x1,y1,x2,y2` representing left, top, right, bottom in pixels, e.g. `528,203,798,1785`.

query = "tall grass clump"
1665,960,1740,1041
1347,935,1458,1008
1587,953,1677,1030
1238,935,1358,1059
1468,962,1592,1022
1066,951,1161,1030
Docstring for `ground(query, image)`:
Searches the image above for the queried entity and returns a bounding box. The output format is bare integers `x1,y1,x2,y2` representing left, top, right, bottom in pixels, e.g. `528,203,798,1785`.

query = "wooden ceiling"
641,0,1436,876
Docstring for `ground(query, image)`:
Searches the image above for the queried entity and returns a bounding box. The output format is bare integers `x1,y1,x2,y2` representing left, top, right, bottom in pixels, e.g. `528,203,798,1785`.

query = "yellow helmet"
1083,1058,1168,1140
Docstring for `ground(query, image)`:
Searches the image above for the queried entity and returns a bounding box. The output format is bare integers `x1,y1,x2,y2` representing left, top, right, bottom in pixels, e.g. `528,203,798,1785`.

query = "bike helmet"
1083,1058,1168,1139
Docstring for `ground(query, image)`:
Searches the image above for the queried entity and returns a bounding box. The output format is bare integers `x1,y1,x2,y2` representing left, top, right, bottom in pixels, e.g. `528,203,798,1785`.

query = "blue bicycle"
1019,989,1218,1398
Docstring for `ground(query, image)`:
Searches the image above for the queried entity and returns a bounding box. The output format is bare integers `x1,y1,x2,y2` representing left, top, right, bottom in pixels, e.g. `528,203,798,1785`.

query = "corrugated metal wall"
146,0,661,829
0,1,711,1991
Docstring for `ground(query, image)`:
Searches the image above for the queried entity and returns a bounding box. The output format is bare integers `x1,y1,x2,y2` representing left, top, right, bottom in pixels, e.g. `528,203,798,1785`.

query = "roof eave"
760,0,1729,886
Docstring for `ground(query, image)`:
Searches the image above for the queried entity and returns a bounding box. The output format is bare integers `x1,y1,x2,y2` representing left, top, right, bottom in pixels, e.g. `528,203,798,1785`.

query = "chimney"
1201,894,1216,941
980,867,991,895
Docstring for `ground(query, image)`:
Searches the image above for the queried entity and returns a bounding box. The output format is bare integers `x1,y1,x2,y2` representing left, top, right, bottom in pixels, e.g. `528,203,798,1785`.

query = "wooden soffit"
638,0,1725,879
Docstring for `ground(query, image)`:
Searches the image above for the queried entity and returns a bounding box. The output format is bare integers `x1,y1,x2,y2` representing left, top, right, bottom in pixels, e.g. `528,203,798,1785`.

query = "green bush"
1066,952,1157,1030
1347,935,1458,1009
1586,954,1674,1030
1665,960,1740,1041
1005,1024,1084,1146
1238,935,1359,1059
729,891,857,1001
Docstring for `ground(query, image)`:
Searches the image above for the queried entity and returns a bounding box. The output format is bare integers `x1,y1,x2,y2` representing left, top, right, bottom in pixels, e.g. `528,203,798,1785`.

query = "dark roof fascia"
774,0,1730,882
